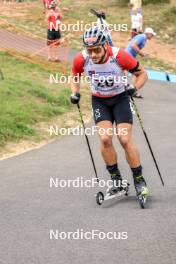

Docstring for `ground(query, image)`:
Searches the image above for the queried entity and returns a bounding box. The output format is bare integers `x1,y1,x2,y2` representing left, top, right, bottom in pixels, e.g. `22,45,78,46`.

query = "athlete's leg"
47,29,57,61
117,123,140,167
47,40,52,60
92,96,117,165
113,93,148,195
53,41,58,60
53,30,61,61
96,120,117,165
92,95,123,193
117,123,148,195
97,120,123,193
53,40,60,61
47,29,53,61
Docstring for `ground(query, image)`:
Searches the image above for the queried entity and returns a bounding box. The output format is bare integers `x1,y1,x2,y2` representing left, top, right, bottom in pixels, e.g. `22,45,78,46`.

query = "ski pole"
77,103,99,183
130,95,165,186
90,9,113,46
90,9,105,32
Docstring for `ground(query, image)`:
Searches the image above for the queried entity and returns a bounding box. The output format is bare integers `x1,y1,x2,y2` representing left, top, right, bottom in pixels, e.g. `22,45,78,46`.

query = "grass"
0,51,71,147
139,56,176,73
142,4,176,44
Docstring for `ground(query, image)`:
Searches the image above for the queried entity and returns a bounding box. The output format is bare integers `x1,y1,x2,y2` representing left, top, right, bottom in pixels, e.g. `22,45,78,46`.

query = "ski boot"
107,174,124,195
134,175,149,208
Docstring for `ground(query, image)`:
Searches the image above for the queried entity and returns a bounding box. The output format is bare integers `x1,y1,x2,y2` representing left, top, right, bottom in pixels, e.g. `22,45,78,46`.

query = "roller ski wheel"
124,183,130,196
137,187,149,209
96,192,104,205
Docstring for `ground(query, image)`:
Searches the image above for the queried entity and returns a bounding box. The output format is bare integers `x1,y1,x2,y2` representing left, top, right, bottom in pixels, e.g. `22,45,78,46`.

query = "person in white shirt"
131,8,143,39
130,0,142,14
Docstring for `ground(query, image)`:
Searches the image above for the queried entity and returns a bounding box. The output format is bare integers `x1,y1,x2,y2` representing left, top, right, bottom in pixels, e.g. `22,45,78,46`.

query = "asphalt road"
0,79,176,264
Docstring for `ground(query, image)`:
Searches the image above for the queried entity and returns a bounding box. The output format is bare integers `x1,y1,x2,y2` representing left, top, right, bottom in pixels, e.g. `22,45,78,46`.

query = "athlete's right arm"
70,52,85,93
70,52,85,104
70,76,80,94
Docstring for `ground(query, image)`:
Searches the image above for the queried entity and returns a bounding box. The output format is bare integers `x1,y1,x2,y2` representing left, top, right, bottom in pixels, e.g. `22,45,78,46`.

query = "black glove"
97,12,106,20
100,12,106,20
126,84,138,97
70,92,81,104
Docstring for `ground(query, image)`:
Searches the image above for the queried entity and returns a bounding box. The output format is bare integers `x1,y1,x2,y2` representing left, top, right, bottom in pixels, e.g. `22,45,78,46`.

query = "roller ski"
134,175,149,209
96,175,130,205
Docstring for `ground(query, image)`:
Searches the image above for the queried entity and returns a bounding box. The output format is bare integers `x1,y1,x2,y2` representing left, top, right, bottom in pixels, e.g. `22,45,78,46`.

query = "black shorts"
92,92,133,125
47,29,61,40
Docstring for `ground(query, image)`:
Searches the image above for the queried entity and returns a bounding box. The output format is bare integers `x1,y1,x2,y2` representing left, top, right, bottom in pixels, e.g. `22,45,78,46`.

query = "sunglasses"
86,47,103,55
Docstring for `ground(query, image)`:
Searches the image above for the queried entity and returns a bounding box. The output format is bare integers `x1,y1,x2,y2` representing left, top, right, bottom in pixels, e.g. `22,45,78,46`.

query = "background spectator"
131,8,143,38
46,0,62,61
130,0,142,14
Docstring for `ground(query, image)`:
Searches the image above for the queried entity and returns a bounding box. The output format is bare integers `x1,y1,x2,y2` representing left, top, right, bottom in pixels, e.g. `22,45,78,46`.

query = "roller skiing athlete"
70,26,149,208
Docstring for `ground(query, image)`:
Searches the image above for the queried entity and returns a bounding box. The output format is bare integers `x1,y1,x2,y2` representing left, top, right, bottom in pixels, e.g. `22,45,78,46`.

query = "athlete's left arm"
117,49,148,89
130,63,148,89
